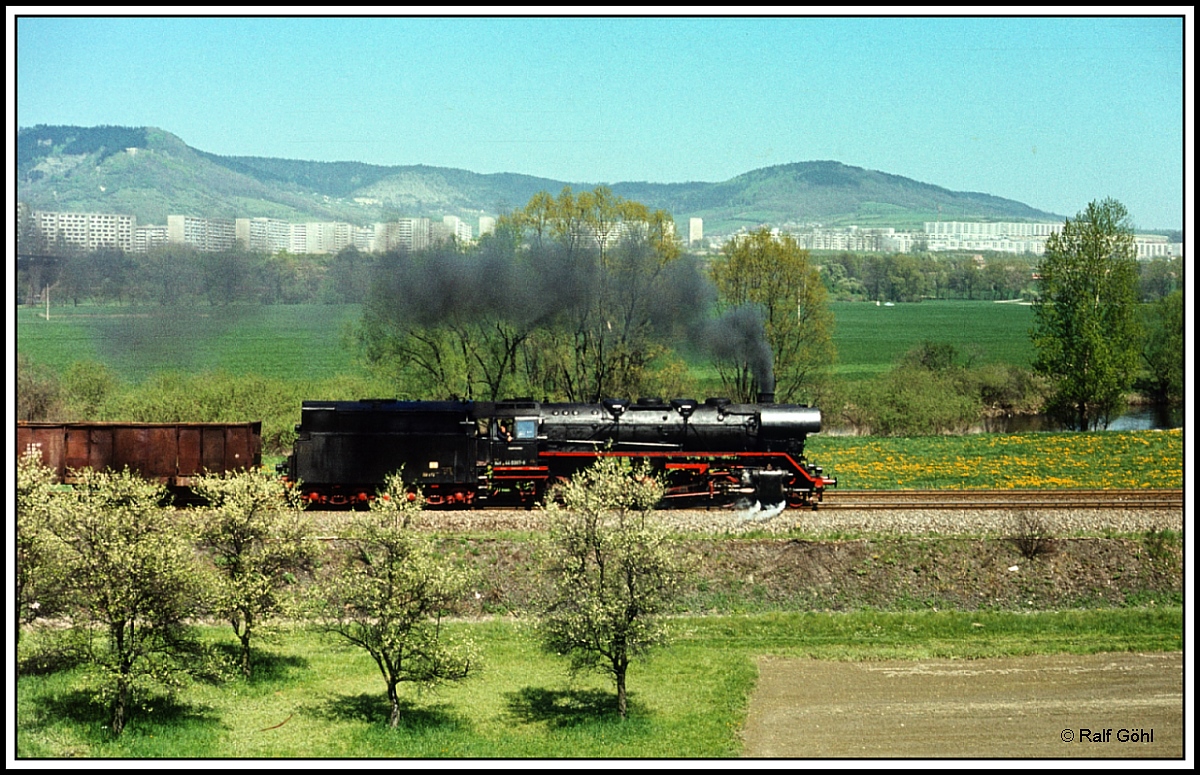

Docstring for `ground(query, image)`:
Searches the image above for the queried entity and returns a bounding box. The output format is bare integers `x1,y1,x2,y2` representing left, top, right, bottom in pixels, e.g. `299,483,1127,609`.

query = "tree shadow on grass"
309,692,468,732
30,687,220,732
505,687,645,728
17,644,90,676
208,642,310,684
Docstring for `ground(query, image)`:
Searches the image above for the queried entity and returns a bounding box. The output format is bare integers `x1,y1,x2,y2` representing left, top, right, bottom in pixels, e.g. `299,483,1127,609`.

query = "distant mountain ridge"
17,124,1065,233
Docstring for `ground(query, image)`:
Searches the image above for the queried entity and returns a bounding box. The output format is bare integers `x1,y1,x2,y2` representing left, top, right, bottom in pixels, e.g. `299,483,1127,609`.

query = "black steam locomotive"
280,396,836,509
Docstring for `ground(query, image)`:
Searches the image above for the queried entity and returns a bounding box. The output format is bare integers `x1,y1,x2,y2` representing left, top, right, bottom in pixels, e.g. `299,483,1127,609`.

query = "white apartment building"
375,218,433,252
442,215,473,243
133,224,169,253
1133,234,1182,259
34,210,136,252
923,220,1181,258
922,221,1063,255
167,215,236,252
236,217,292,253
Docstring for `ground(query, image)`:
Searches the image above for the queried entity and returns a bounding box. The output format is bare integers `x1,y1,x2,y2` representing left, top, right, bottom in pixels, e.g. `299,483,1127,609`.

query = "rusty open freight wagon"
17,421,263,486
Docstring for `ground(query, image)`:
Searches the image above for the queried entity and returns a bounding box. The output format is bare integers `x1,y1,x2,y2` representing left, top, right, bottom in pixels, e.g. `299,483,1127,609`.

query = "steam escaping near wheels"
736,500,788,522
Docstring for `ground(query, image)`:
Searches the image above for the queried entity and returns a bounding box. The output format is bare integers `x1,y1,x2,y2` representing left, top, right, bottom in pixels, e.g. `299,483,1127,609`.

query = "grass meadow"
16,303,367,383
829,300,1035,380
808,429,1184,490
16,608,1181,758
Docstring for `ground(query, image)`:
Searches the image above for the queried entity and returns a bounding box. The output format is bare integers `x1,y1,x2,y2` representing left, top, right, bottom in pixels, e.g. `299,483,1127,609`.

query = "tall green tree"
1142,289,1184,403
1031,198,1143,430
523,186,686,401
539,457,681,719
710,229,835,403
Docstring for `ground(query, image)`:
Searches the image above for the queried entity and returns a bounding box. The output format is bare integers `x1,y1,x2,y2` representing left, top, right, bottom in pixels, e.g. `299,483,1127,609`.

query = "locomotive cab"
483,415,540,467
472,400,548,504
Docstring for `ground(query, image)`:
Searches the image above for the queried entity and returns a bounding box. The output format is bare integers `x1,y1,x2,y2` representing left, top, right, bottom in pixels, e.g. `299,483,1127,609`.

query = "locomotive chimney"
757,391,775,405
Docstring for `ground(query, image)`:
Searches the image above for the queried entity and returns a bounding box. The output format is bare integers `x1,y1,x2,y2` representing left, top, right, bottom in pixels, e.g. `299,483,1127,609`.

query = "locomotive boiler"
280,395,836,509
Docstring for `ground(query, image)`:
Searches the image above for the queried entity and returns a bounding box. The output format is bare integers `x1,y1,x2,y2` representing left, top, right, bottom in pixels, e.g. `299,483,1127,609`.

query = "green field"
18,300,1036,384
16,303,367,383
830,300,1035,379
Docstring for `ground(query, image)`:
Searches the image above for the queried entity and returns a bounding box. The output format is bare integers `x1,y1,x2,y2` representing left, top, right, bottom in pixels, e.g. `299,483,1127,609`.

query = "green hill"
17,124,1064,231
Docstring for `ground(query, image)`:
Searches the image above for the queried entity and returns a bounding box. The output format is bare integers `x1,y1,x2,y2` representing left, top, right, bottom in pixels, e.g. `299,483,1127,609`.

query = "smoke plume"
703,303,775,394
370,235,775,392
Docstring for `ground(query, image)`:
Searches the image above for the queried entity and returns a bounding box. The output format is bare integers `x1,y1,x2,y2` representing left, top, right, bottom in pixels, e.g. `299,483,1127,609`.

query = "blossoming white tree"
193,468,317,678
317,473,476,728
539,457,683,719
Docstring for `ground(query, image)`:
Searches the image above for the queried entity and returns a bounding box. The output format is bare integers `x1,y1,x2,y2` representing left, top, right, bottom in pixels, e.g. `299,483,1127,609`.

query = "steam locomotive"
280,395,836,509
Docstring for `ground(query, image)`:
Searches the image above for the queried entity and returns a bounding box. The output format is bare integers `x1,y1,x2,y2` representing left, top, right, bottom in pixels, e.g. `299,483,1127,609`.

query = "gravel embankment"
312,506,1184,537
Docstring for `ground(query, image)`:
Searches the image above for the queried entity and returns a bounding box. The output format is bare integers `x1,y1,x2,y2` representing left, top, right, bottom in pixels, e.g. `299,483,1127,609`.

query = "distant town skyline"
11,12,1190,229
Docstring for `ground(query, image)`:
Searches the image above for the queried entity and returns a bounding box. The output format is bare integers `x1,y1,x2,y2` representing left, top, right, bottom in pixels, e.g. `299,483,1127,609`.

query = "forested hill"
17,124,1063,230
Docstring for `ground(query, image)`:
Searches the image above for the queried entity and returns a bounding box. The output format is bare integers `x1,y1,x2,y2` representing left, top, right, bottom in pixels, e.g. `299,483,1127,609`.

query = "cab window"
515,419,538,440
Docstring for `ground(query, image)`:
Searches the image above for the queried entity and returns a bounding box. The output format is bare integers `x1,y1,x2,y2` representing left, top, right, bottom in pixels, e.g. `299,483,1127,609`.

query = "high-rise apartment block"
134,224,169,253
236,217,292,253
443,215,473,243
375,217,433,252
167,215,236,252
34,210,136,252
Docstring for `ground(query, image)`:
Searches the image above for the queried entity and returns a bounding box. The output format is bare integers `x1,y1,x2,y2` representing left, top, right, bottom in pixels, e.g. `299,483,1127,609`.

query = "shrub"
16,354,63,421
52,468,211,735
16,454,69,646
1008,511,1058,560
61,360,118,418
193,468,318,678
848,366,980,435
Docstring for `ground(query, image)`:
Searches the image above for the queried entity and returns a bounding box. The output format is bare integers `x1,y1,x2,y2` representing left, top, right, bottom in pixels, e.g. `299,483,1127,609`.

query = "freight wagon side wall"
17,424,66,480
16,422,263,485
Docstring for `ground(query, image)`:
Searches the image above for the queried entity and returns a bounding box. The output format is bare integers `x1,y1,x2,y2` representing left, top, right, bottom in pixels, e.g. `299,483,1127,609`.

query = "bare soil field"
742,651,1184,759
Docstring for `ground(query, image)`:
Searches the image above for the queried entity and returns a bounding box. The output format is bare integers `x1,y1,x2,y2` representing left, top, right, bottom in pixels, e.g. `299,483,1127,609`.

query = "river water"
971,404,1184,434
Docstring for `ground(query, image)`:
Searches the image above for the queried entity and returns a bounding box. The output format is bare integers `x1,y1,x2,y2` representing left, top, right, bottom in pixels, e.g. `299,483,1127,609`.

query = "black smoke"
371,237,596,330
702,303,775,394
368,232,775,392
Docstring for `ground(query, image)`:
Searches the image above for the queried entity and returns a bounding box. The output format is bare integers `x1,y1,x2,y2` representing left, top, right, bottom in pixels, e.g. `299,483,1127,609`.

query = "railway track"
818,488,1184,511
305,488,1184,537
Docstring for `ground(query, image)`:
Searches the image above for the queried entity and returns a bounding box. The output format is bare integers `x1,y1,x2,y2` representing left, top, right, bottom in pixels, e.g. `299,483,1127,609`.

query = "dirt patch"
742,651,1183,758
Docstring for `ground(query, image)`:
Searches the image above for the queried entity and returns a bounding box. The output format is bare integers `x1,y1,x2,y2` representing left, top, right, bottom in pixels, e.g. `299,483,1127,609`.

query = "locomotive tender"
281,395,836,509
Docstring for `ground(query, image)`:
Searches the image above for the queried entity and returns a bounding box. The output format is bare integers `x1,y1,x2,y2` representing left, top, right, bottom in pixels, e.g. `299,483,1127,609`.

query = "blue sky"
10,13,1190,229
